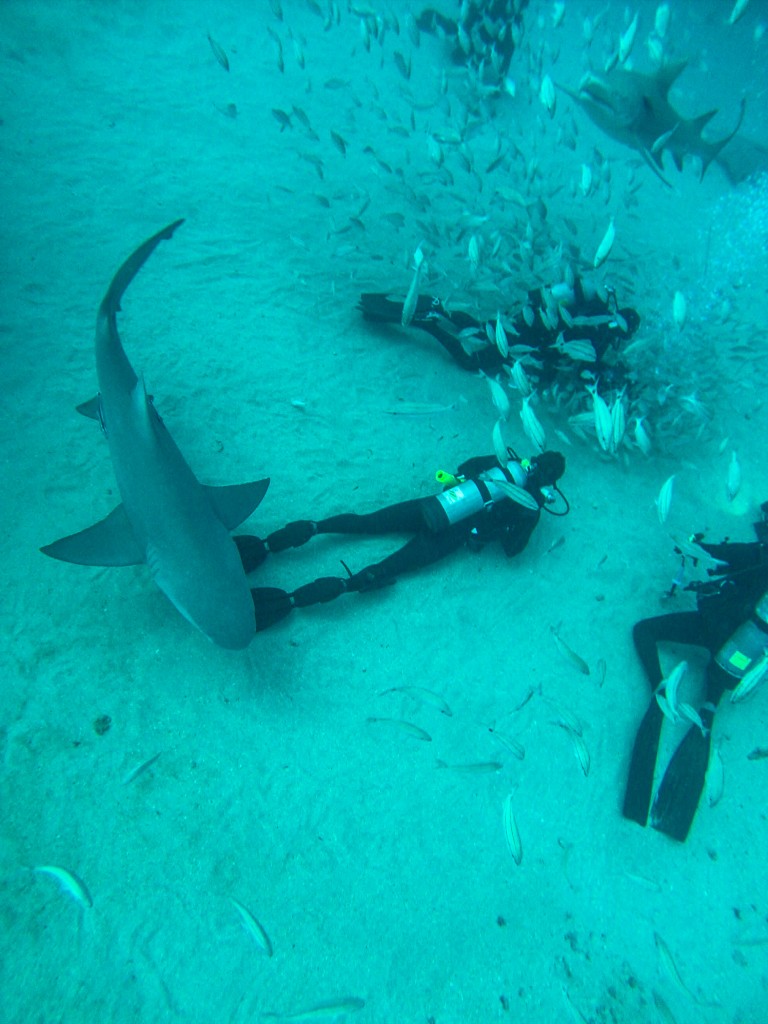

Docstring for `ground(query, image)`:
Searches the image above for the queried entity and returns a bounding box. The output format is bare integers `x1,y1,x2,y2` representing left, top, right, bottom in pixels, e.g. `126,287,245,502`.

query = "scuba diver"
236,449,567,632
358,274,640,400
416,1,530,86
623,502,768,842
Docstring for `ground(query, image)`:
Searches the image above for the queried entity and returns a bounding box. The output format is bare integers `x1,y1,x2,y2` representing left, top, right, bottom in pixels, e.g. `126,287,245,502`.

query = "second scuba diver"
236,449,567,631
624,502,768,841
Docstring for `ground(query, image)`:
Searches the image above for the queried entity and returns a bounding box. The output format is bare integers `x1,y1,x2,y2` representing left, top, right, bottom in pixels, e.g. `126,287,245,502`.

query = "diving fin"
650,674,728,841
650,724,712,842
622,697,665,827
251,587,294,631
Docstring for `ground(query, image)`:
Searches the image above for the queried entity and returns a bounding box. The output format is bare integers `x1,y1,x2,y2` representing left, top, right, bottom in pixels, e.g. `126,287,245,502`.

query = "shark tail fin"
101,219,185,317
700,98,746,180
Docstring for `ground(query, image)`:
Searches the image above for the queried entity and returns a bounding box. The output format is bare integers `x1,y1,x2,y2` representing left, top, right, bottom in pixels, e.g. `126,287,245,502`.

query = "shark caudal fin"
101,219,185,317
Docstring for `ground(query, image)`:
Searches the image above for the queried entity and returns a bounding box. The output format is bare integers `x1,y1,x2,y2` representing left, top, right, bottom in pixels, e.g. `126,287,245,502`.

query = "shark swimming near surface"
42,220,269,649
557,60,755,186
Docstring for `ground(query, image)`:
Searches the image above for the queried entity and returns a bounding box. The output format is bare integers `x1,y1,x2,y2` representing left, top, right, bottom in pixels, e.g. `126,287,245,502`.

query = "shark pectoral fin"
41,504,144,566
703,97,747,179
76,395,102,420
205,478,270,530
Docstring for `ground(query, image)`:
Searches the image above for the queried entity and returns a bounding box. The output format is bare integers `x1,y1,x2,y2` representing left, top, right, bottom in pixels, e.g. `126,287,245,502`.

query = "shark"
557,60,747,186
41,220,269,649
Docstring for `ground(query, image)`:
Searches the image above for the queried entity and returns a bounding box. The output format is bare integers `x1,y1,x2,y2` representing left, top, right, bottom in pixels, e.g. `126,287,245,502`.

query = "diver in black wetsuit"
416,1,529,84
237,449,567,631
624,502,768,842
358,275,640,398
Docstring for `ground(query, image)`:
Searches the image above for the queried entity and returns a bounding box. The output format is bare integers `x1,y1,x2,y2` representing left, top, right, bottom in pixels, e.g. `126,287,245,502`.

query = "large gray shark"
42,221,269,649
557,60,747,185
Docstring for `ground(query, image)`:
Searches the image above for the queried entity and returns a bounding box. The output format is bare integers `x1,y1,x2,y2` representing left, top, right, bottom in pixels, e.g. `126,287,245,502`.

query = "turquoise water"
1,1,767,1021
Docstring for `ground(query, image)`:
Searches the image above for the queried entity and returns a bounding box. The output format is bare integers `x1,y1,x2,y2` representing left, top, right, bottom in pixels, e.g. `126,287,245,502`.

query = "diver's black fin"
358,293,406,323
251,587,294,631
650,724,712,842
622,698,664,826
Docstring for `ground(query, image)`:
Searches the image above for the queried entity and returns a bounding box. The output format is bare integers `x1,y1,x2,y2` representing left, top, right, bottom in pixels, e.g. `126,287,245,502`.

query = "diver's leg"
623,611,706,827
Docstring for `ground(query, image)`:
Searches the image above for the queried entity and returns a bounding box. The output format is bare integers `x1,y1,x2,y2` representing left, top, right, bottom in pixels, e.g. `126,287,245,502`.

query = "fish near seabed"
556,60,746,186
41,221,270,649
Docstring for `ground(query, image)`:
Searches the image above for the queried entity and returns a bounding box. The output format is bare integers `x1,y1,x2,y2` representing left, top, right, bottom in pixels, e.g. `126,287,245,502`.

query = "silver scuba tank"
421,462,529,533
715,588,768,680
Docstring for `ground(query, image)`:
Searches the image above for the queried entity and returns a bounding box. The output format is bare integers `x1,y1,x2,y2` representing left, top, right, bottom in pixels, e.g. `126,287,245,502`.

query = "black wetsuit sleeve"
456,454,498,478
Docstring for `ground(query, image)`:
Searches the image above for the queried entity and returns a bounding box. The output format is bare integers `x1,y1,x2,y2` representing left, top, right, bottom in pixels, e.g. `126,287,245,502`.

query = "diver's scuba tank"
420,461,530,533
714,589,768,682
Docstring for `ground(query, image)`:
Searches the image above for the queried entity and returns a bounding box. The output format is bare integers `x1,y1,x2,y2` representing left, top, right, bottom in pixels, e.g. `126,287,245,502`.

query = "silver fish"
502,793,523,865
656,475,675,524
401,245,425,328
520,394,546,451
726,451,741,502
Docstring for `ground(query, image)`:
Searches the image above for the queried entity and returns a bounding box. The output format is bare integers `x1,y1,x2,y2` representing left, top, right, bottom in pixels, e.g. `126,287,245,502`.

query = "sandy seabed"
1,1,767,1022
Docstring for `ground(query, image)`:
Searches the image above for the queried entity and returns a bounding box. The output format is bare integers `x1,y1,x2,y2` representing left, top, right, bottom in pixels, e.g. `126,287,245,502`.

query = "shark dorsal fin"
655,59,689,97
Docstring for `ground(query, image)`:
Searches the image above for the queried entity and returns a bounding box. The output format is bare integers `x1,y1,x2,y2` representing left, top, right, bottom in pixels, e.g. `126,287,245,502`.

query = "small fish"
207,32,230,71
272,108,292,131
726,451,741,502
660,659,687,720
540,74,556,116
393,50,411,80
378,685,452,716
34,865,93,909
520,394,546,452
468,234,481,271
366,717,432,741
502,793,523,865
610,395,626,452
595,658,607,687
495,479,540,512
488,728,525,759
261,996,366,1021
563,727,590,777
587,384,612,452
329,130,347,156
707,745,724,806
672,291,687,330
483,373,510,421
593,217,615,268
492,417,509,467
551,624,590,674
656,475,675,524
655,4,671,38
580,163,593,196
618,12,639,63
727,0,750,26
651,122,679,154
495,314,509,358
401,244,425,328
678,702,706,734
747,746,768,761
654,931,713,1007
558,337,596,362
634,416,652,456
730,650,768,704
509,359,532,397
436,760,503,773
230,896,273,957
122,751,162,786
